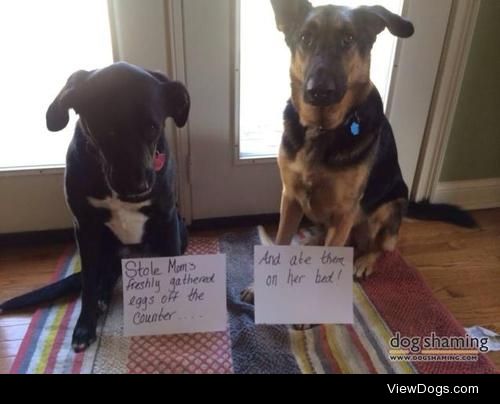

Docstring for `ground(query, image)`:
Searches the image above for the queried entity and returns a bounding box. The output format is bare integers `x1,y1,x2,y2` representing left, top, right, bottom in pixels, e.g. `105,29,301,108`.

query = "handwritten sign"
121,255,226,337
254,246,353,325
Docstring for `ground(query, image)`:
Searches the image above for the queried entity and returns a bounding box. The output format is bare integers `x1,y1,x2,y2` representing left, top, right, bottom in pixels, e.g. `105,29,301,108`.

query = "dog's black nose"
305,78,338,106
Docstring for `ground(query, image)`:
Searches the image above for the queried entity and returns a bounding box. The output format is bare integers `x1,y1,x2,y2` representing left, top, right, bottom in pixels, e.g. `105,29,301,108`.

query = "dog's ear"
46,70,91,132
354,6,414,39
147,70,190,128
164,81,190,128
271,0,312,38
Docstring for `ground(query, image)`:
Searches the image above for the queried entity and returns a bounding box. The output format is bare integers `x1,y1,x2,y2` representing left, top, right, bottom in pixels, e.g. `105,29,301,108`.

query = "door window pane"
0,0,113,170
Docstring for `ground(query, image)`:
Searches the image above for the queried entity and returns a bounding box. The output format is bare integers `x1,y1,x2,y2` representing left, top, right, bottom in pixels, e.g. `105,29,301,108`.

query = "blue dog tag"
350,121,360,136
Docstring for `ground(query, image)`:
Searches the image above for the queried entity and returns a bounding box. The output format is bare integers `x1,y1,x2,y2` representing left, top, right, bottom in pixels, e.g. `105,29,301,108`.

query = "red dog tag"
154,151,166,172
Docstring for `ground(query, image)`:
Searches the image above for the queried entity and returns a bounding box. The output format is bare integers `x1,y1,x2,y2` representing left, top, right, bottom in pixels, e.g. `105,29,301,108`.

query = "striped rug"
10,233,497,374
284,251,497,374
10,238,233,374
288,284,416,374
9,249,95,374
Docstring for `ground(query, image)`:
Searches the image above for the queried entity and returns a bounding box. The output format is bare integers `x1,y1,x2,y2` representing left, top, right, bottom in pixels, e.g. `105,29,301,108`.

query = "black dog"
0,62,190,352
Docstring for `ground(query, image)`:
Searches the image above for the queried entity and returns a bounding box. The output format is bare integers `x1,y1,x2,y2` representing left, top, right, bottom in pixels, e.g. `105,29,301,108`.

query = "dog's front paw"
72,320,97,353
240,285,255,304
354,254,377,280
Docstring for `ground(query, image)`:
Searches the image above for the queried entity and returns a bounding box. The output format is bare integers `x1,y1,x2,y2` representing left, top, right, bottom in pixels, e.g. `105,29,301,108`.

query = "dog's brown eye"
341,35,354,49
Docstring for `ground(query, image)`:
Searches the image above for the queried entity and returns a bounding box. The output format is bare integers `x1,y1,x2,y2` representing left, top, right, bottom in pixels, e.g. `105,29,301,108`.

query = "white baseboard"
433,178,500,210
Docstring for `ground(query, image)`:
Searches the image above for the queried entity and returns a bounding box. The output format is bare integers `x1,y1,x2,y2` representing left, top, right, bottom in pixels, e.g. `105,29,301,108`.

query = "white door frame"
165,0,193,224
385,0,452,189
412,0,481,201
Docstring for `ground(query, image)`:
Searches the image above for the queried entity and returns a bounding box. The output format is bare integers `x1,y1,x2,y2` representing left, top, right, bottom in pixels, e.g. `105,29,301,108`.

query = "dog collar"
302,88,383,139
317,111,362,137
154,151,166,172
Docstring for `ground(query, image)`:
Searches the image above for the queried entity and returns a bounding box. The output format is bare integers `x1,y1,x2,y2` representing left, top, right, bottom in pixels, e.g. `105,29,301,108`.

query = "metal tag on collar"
154,150,166,172
350,112,361,137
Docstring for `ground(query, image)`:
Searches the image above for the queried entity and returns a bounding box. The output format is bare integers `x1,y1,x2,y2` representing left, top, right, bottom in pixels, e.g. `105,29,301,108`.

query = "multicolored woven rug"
10,230,497,374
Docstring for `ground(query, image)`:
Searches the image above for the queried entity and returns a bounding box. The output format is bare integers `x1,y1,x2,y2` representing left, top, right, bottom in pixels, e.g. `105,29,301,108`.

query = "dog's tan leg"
275,193,303,245
354,252,379,279
353,199,406,279
324,211,357,247
291,210,355,332
354,233,400,279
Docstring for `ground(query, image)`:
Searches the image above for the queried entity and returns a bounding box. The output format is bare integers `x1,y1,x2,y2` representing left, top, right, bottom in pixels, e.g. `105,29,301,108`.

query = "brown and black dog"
271,0,414,280
243,0,475,305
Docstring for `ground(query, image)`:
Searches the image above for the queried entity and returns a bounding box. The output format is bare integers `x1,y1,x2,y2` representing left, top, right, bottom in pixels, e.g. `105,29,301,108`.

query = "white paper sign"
122,255,226,337
254,246,353,325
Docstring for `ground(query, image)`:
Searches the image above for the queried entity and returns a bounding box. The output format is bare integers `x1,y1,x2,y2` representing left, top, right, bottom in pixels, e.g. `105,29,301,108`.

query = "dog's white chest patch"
88,196,151,245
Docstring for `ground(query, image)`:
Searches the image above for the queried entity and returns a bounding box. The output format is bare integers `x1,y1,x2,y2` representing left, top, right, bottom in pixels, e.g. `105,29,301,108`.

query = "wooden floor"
1,209,499,373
